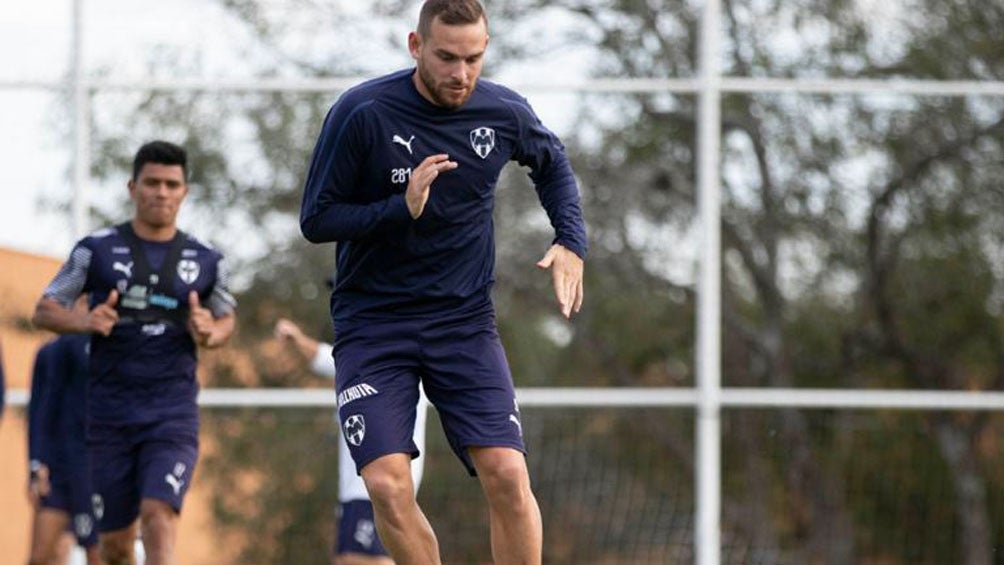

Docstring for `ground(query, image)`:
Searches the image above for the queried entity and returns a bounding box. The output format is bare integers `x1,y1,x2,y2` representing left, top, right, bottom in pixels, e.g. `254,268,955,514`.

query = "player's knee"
477,454,532,506
363,471,412,506
361,458,414,511
140,501,177,541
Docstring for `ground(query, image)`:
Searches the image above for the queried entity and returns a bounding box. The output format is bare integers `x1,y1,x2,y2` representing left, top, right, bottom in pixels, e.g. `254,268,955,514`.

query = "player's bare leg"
27,508,71,565
361,453,440,564
334,553,394,565
139,498,178,565
470,446,542,565
99,522,139,565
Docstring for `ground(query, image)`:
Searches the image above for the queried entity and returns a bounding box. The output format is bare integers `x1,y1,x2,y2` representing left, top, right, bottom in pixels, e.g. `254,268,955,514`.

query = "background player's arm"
26,349,53,506
274,318,336,379
33,292,119,336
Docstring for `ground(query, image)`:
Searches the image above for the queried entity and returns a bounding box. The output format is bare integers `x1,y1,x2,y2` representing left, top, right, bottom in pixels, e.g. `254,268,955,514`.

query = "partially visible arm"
508,97,588,317
33,293,118,336
300,100,414,244
27,349,51,468
27,348,53,506
274,318,335,379
188,291,236,349
32,243,118,335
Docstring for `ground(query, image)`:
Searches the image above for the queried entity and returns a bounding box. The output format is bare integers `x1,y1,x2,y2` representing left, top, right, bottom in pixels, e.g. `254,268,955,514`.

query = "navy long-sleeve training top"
28,334,90,469
301,69,587,325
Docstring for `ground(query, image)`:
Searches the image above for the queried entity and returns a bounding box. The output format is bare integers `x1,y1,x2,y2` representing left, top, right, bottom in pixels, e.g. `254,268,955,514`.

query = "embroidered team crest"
344,414,366,446
177,259,200,284
470,127,496,159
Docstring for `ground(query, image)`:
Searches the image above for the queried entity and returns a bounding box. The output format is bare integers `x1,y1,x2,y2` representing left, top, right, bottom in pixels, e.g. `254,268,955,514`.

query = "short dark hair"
132,140,187,181
417,0,487,38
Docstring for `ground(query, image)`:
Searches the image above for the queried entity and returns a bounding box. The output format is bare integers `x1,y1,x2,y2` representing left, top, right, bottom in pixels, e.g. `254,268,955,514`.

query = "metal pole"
72,0,89,239
695,0,723,562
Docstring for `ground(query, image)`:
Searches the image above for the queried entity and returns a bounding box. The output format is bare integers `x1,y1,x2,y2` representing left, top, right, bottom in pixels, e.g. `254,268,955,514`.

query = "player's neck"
130,218,177,242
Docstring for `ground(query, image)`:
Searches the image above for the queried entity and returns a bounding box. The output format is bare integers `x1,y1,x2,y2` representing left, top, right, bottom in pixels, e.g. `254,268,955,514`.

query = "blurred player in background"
274,317,428,565
299,1,586,562
26,331,100,565
33,140,237,565
0,337,5,423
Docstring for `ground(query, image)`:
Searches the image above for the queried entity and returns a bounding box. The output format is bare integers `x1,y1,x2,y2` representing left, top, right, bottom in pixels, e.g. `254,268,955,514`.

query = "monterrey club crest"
470,126,496,159
177,259,200,284
344,414,366,446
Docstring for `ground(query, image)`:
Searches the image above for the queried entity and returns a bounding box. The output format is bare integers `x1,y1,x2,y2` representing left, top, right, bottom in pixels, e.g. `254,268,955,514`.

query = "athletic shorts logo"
337,383,380,408
177,259,200,284
470,127,496,159
91,494,104,520
344,414,366,446
165,462,187,496
74,513,94,538
355,519,377,548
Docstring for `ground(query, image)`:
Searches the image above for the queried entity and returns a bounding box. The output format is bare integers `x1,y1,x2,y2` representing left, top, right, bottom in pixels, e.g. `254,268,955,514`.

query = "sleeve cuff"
310,343,336,380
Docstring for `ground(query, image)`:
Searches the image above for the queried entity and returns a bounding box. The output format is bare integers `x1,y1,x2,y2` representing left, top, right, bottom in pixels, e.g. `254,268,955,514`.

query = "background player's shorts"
88,418,199,532
40,459,99,547
335,304,526,475
335,500,389,557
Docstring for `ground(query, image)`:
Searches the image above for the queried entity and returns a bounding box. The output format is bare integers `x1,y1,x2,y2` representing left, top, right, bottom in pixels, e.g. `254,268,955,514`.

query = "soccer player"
274,317,428,565
299,1,587,562
27,332,100,565
33,140,237,565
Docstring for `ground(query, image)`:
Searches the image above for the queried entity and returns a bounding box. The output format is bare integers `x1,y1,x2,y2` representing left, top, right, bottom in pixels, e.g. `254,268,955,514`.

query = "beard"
417,64,474,109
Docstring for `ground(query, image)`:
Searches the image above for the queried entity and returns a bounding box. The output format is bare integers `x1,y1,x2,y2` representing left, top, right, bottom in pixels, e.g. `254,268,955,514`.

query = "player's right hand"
87,290,119,336
405,153,457,219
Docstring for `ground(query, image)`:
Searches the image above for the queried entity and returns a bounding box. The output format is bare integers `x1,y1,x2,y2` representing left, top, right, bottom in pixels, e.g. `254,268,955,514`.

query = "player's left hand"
536,244,584,318
27,462,51,507
188,291,215,347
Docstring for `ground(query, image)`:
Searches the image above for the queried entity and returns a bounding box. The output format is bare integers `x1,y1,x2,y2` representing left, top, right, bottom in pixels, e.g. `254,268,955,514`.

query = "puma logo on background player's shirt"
392,134,415,155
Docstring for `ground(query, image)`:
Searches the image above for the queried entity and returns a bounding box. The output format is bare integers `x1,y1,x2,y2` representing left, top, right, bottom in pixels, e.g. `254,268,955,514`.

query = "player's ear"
408,31,422,59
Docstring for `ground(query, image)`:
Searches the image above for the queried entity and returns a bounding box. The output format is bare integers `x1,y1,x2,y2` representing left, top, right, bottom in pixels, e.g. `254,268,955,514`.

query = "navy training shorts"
39,457,99,547
87,418,199,532
334,307,526,476
335,499,389,557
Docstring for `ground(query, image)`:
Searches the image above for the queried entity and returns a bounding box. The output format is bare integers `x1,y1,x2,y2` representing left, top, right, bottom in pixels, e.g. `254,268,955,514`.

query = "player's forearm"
300,195,413,243
532,160,588,259
32,298,90,334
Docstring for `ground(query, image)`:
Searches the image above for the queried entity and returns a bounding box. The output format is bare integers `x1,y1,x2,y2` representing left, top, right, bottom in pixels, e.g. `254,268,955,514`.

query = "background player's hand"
406,153,457,219
536,244,584,318
27,462,51,507
86,290,119,336
188,291,215,347
274,318,304,343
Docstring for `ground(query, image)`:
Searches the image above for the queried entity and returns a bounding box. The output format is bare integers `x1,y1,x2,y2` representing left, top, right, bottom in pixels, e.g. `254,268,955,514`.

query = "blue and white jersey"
301,69,587,326
28,334,90,470
43,223,237,424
